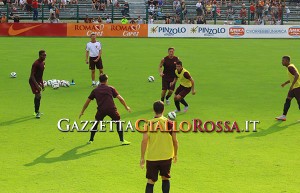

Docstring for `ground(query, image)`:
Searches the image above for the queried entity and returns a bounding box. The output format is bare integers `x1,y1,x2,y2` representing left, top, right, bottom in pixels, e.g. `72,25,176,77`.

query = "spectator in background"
98,16,102,23
129,17,136,24
121,1,129,16
61,0,66,9
121,15,128,24
106,15,112,23
250,2,255,21
196,0,202,16
26,0,33,13
173,0,180,11
100,1,106,11
148,15,154,24
181,1,187,20
32,0,38,20
71,0,77,4
175,0,181,15
211,1,217,18
197,15,206,24
84,15,91,23
240,4,247,19
137,15,144,24
264,2,269,16
165,14,170,24
49,12,59,23
149,3,155,16
285,6,290,22
1,13,7,23
175,15,181,23
20,0,26,10
113,0,119,8
55,6,60,19
206,1,212,17
13,15,20,23
278,4,283,21
158,0,163,7
92,0,97,10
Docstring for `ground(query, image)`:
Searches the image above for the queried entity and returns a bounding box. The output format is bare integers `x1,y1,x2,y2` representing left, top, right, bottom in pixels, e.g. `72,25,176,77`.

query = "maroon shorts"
89,56,103,70
95,109,120,121
288,87,300,102
29,80,42,94
146,158,172,182
175,85,191,98
162,78,175,91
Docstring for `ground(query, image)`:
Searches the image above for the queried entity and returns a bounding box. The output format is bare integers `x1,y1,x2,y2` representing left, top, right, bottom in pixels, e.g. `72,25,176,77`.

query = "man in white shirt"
85,32,103,86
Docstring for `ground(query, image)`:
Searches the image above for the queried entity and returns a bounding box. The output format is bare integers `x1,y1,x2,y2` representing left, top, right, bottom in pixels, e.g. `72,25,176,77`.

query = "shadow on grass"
121,108,151,120
236,121,299,139
24,144,121,166
0,115,34,127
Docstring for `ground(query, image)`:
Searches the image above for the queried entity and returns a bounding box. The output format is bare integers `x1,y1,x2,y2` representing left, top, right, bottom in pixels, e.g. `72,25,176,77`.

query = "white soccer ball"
96,81,100,86
148,76,155,82
47,80,53,86
10,72,17,78
59,80,64,87
43,80,48,87
167,111,176,120
64,81,70,87
52,82,60,89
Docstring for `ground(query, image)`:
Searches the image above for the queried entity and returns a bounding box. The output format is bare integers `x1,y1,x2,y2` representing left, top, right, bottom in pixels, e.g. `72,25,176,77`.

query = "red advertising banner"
67,23,148,37
0,23,67,36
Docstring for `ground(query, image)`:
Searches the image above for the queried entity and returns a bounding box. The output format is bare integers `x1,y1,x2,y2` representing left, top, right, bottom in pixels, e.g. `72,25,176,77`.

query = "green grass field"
0,37,300,193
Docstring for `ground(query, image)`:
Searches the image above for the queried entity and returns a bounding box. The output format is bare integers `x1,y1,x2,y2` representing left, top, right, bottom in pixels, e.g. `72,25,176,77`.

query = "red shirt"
32,1,38,9
250,5,255,13
29,59,45,83
27,0,33,5
88,84,119,111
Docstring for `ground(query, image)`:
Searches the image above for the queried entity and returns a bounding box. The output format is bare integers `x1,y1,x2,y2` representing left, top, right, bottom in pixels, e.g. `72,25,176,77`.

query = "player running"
29,50,46,119
159,47,179,105
140,101,178,193
79,74,131,145
85,32,103,87
170,60,196,113
276,56,300,121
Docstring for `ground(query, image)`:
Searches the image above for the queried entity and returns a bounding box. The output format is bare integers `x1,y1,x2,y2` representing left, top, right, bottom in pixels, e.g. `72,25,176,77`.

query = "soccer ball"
148,76,155,82
167,111,176,120
10,72,17,78
47,80,53,86
64,81,70,87
52,82,60,89
96,81,100,86
43,80,48,87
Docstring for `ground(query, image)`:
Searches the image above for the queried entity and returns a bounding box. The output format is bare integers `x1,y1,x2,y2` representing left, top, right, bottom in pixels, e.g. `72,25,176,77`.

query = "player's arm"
281,80,290,87
189,77,196,95
30,65,41,91
290,72,299,90
171,131,178,163
116,95,131,112
170,77,178,87
159,58,164,77
140,132,149,169
95,49,102,62
79,98,92,118
85,50,89,64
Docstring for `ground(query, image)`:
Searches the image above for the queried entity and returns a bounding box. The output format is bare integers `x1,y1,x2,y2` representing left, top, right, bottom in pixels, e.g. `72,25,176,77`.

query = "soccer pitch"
0,37,299,193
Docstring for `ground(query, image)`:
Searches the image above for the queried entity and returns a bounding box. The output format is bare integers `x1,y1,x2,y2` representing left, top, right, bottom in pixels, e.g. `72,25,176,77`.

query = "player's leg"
161,79,168,102
165,81,175,105
179,87,191,112
159,159,172,193
109,110,130,145
173,86,183,112
97,57,104,75
161,90,167,102
276,89,294,121
145,161,158,193
34,93,42,118
89,57,96,86
89,111,105,143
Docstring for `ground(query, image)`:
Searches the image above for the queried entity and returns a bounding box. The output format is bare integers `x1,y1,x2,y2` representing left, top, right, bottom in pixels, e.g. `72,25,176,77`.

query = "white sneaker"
184,106,189,113
166,99,170,105
174,109,181,113
275,115,286,121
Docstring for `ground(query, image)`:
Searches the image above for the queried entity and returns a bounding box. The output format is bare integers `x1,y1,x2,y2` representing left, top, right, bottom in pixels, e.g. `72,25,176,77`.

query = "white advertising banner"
148,24,300,38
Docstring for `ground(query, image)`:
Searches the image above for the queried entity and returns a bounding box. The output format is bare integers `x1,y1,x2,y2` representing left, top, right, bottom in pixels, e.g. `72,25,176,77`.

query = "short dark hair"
168,47,175,51
99,74,108,83
176,60,182,66
153,101,164,114
39,50,45,56
282,56,290,62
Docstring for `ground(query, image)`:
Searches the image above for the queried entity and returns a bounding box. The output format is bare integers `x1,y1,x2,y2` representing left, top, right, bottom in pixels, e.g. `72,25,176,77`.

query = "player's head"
99,74,108,84
153,101,164,115
39,50,46,61
168,47,175,57
282,56,290,66
175,60,183,71
90,32,96,41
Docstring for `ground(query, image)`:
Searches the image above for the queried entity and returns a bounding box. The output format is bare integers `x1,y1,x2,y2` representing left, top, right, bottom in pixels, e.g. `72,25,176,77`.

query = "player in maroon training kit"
79,74,131,145
159,47,179,105
29,50,46,119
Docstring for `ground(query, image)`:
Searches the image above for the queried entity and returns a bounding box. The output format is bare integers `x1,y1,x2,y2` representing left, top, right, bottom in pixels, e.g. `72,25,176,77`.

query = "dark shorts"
29,80,42,94
175,85,191,98
95,109,120,121
146,158,172,182
288,87,300,102
162,78,175,91
89,56,103,70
